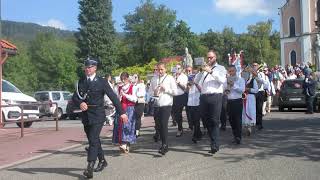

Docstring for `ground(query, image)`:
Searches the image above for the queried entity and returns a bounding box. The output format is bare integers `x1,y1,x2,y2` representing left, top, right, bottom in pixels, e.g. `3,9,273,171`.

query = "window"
52,92,61,101
35,93,49,101
63,92,71,100
290,50,297,66
2,80,22,93
289,17,296,37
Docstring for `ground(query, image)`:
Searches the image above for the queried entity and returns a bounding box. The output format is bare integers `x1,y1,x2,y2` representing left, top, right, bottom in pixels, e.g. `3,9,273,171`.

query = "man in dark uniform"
72,58,128,179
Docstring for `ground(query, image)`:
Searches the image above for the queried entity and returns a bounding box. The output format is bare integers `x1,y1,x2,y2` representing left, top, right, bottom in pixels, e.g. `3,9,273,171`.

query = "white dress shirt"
187,73,201,106
174,73,188,96
135,82,146,103
256,72,269,92
149,73,177,107
195,63,227,94
224,77,246,100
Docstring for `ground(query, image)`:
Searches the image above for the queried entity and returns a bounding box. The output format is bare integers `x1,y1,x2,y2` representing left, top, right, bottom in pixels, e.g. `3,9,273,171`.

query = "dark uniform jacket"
303,77,316,97
72,75,124,125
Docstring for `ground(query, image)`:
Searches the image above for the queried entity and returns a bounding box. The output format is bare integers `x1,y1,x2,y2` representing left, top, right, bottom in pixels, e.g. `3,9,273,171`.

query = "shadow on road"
7,113,320,178
7,167,86,179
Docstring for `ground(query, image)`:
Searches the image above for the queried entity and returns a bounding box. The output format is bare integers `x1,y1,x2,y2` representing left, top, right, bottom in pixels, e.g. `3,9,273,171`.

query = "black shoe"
232,138,241,145
158,145,168,155
85,146,89,152
83,161,95,179
220,126,226,131
192,137,198,144
208,146,219,154
257,125,264,130
94,159,108,172
172,122,177,127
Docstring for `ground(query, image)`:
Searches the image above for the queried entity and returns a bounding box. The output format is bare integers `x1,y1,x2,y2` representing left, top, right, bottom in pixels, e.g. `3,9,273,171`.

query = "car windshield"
34,93,49,101
2,80,22,93
283,81,303,89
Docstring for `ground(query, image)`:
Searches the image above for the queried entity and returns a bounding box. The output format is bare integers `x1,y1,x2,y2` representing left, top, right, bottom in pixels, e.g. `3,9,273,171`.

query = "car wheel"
16,121,33,128
278,106,284,112
0,114,6,128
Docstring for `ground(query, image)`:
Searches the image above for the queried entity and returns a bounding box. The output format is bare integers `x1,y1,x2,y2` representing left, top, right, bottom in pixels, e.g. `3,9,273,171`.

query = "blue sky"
2,0,286,34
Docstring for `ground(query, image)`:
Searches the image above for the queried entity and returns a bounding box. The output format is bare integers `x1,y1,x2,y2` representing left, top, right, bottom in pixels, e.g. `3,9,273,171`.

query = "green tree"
3,40,38,95
123,0,176,65
29,33,78,91
171,20,207,58
77,0,117,74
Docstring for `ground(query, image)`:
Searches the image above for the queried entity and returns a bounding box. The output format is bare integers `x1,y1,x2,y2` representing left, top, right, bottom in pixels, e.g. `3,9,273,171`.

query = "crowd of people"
72,52,317,178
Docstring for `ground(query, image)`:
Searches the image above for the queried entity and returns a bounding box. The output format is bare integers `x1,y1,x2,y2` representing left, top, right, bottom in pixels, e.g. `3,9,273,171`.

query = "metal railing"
0,102,59,138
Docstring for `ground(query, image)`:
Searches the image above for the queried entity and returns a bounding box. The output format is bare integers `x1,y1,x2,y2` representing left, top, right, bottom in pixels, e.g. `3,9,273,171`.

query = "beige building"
279,0,320,68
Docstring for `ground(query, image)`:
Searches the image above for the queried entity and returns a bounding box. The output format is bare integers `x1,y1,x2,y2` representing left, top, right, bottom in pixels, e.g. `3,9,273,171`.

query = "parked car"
34,91,72,119
278,79,320,111
66,97,81,120
1,80,39,128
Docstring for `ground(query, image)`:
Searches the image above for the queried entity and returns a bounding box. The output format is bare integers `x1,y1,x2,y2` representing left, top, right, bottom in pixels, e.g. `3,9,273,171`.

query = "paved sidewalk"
0,115,155,170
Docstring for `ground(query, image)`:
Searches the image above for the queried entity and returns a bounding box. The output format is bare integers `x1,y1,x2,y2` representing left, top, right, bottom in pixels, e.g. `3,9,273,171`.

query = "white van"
34,91,72,119
1,80,39,128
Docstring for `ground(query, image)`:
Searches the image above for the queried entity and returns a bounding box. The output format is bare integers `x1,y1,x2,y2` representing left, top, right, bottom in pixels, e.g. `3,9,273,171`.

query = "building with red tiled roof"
160,56,183,64
1,40,18,55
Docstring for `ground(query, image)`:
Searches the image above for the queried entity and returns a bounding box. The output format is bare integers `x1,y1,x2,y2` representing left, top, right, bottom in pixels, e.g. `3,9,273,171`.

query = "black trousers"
306,95,315,113
173,94,187,131
135,103,145,131
185,106,194,129
227,98,243,139
155,106,172,145
83,122,104,162
220,94,228,128
188,106,202,138
200,93,223,149
256,91,264,127
153,106,160,135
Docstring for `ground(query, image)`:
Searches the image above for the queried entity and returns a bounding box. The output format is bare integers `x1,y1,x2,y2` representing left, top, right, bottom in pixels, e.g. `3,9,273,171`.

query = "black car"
278,79,320,111
66,99,81,120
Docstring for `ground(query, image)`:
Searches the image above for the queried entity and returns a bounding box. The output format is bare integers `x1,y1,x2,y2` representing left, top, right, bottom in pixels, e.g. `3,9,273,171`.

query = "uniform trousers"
256,91,264,128
83,122,104,162
173,93,187,131
134,103,145,131
227,98,243,139
154,106,172,145
200,93,222,149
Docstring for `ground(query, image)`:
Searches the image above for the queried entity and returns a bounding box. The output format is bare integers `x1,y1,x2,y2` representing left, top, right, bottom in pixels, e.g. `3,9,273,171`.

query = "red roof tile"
1,40,17,55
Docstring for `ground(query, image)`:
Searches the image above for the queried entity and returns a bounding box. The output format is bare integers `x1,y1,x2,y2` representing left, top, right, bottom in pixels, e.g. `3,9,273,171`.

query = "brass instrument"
225,75,237,95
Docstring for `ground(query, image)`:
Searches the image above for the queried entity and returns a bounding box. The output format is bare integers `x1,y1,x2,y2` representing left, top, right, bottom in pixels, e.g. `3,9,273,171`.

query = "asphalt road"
0,110,320,180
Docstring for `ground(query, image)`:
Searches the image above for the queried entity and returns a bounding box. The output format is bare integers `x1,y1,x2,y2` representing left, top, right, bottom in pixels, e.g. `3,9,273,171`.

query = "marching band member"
252,62,269,130
195,50,227,154
172,64,188,137
224,65,245,144
150,62,177,155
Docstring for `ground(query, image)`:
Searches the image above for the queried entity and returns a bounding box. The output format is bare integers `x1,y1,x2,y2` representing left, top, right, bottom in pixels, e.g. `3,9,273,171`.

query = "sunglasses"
207,57,214,59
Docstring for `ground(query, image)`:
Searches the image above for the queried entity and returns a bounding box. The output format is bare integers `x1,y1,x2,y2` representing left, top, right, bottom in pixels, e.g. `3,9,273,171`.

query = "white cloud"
214,0,273,16
41,19,67,30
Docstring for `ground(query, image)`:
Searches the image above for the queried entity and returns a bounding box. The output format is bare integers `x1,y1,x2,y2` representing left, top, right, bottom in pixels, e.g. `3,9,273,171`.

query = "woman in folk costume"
113,72,137,153
241,66,258,136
